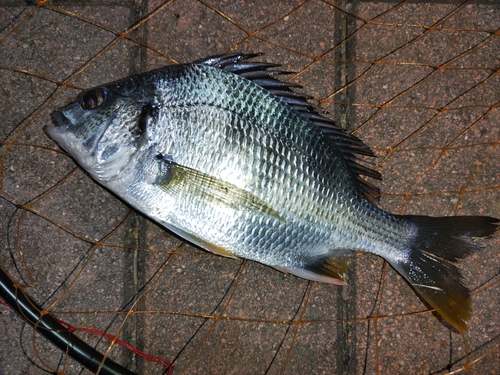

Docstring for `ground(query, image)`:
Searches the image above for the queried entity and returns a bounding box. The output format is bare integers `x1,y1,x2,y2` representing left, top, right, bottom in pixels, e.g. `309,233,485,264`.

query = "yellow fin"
276,254,351,285
157,160,283,221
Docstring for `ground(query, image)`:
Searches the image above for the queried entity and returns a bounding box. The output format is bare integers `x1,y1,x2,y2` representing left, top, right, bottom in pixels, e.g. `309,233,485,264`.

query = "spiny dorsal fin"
195,53,381,200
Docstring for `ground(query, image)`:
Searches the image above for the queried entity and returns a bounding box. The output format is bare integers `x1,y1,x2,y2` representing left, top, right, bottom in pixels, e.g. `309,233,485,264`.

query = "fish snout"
44,111,72,141
50,110,71,128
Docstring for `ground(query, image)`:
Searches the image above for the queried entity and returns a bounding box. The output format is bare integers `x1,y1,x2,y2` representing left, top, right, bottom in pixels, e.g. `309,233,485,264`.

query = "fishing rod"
0,266,137,375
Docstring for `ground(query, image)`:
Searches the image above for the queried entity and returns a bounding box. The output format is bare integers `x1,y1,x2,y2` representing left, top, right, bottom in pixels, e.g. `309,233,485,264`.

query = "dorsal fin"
194,53,381,199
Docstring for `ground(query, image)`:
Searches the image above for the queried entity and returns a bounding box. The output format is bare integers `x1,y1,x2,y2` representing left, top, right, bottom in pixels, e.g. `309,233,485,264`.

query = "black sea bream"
44,53,498,332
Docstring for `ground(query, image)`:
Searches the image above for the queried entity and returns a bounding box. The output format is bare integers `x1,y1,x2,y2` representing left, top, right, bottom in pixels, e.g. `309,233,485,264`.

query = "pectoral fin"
157,159,283,220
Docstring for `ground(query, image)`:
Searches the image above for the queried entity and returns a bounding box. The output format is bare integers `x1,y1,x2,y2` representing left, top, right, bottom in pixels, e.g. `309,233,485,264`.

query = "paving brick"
1,1,499,374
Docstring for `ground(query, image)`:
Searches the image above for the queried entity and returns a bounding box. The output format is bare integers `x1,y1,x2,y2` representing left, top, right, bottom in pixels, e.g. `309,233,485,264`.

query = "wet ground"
1,1,499,374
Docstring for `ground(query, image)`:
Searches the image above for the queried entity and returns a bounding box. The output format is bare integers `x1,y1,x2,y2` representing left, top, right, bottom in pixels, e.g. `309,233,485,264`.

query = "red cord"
55,318,173,374
2,298,173,373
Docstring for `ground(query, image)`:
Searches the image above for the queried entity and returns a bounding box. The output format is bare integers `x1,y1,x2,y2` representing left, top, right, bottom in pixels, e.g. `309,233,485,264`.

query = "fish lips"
44,110,72,142
43,111,77,152
43,110,69,147
45,111,63,138
44,108,98,163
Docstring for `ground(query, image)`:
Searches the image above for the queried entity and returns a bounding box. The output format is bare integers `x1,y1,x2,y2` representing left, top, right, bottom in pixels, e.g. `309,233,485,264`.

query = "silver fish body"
45,54,498,332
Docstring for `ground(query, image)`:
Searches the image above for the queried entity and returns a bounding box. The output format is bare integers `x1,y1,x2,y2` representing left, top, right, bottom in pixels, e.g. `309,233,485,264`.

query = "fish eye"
81,88,106,110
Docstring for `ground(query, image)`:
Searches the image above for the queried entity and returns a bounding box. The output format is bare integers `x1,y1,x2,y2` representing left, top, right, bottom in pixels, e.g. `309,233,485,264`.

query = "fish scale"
165,107,331,261
188,68,393,263
44,53,498,332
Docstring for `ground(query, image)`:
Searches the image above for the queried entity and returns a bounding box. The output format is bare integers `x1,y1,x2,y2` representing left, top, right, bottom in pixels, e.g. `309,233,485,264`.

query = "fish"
44,53,498,332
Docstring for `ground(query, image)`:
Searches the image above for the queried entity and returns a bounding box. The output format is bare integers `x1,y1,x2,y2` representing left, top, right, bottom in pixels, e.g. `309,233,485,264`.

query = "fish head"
45,85,155,182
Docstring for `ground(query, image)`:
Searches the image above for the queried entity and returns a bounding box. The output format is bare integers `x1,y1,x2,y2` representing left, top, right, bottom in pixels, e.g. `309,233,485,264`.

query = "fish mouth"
43,110,90,161
43,111,71,141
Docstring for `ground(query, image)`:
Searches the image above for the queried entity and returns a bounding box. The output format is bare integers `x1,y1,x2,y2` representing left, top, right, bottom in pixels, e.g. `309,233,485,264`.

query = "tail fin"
390,215,498,332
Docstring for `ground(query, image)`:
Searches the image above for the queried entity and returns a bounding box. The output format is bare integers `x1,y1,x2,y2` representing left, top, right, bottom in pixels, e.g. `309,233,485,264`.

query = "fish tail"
390,215,498,332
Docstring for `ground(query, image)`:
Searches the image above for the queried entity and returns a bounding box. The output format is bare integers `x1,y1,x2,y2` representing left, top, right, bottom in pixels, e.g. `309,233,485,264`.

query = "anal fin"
277,252,352,285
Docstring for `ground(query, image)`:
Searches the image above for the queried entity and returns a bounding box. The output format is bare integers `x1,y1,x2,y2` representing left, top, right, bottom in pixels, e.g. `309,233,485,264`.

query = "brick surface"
1,1,499,374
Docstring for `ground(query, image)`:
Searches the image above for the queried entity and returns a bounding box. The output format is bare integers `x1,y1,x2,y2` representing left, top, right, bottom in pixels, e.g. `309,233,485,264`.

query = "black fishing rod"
0,266,136,375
